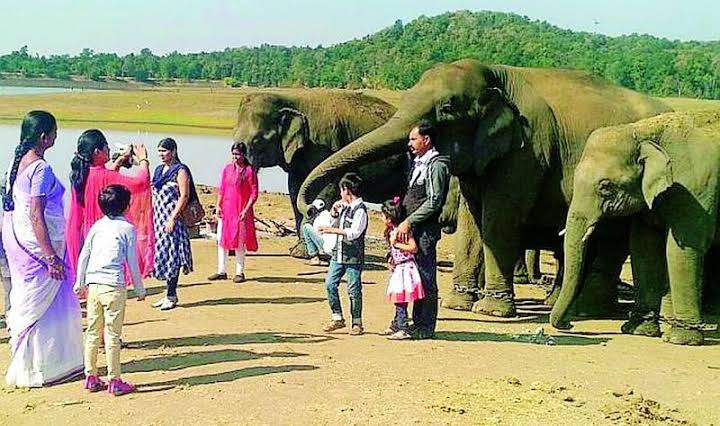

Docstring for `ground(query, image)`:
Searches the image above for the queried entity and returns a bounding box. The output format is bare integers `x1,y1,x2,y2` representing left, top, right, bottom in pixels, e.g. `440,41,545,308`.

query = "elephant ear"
279,107,309,166
473,88,531,176
638,140,673,209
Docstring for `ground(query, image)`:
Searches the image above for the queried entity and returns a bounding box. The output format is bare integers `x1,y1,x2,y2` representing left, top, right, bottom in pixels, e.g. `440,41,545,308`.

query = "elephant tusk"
581,225,596,243
558,228,566,236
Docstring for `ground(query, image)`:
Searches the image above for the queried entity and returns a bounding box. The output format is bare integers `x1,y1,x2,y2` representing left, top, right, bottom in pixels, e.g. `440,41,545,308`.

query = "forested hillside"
1,11,718,98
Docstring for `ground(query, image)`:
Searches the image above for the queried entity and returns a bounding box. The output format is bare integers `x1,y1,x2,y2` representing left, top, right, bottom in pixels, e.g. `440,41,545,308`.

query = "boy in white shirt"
74,184,146,396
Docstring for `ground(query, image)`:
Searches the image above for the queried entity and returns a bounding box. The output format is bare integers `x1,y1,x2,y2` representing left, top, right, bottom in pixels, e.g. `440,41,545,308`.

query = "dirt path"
1,193,718,425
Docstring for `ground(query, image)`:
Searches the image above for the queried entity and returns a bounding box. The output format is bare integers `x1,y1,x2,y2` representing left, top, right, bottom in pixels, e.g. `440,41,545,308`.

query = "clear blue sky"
1,0,718,56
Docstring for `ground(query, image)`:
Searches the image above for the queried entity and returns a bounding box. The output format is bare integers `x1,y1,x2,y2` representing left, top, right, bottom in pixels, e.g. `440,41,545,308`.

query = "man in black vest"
397,120,450,339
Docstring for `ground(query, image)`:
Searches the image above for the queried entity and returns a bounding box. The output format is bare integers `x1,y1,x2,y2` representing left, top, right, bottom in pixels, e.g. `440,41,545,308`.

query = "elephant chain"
661,316,718,331
452,285,514,301
453,284,482,295
479,289,514,301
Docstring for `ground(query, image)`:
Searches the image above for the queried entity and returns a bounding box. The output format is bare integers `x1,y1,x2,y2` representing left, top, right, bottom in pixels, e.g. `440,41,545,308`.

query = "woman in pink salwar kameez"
66,130,154,283
207,142,258,283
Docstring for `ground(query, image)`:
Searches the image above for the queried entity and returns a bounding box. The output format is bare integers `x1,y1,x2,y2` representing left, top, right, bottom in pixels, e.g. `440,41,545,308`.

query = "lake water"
0,125,289,193
0,86,79,96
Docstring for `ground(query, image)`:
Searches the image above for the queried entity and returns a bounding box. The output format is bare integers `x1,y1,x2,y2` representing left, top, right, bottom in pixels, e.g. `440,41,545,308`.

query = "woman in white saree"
3,111,83,387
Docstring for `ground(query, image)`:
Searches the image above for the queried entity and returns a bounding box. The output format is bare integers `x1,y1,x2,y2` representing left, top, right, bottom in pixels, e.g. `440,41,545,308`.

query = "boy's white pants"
216,219,246,275
84,284,126,379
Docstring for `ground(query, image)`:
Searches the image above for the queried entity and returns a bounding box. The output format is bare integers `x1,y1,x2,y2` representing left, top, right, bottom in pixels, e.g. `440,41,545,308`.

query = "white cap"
311,199,325,210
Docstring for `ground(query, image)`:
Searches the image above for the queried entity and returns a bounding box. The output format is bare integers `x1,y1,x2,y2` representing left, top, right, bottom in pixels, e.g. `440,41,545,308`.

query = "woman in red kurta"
66,130,154,284
208,142,258,283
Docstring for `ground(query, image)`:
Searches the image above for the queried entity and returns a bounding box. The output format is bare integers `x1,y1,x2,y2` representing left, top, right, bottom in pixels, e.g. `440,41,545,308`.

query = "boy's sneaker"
379,326,397,336
151,297,167,308
233,274,246,284
108,378,136,396
84,375,107,392
208,272,228,281
322,319,346,333
387,330,412,340
349,324,364,336
159,297,178,311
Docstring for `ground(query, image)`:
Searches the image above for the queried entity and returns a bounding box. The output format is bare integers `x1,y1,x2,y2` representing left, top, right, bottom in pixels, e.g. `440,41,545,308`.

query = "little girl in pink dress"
380,197,424,340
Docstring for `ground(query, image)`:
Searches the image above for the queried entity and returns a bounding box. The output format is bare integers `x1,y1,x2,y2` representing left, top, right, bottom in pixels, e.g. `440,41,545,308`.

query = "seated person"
302,199,337,266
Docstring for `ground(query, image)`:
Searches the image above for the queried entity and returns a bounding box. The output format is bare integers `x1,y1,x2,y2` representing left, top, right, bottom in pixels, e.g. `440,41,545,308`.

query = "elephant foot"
289,241,310,259
472,296,517,318
662,327,704,346
440,288,478,311
513,273,530,285
551,319,573,330
544,284,561,307
621,319,661,337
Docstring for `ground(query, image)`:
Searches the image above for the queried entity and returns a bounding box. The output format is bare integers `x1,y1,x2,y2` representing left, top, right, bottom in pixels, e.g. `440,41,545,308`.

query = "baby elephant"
550,111,720,345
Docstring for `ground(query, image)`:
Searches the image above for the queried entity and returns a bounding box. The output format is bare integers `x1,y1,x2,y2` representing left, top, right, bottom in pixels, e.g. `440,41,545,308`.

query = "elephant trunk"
296,116,414,214
550,207,596,329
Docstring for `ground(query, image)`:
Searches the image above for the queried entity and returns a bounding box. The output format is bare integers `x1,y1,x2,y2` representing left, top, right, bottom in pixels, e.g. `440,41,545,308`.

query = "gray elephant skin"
550,111,720,346
297,59,671,318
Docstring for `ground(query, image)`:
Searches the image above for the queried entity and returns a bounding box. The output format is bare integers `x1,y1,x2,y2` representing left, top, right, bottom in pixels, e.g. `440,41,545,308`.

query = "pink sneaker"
108,378,136,396
84,375,108,392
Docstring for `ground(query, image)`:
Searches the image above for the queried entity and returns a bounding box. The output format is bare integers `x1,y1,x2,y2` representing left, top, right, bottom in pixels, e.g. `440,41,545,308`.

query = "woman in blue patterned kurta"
150,138,193,311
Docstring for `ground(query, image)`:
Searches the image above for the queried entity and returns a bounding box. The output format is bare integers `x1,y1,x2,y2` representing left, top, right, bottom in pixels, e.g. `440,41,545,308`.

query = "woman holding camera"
66,129,154,282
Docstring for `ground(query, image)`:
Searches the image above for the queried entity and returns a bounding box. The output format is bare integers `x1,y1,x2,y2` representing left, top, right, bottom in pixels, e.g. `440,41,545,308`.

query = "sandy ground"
1,192,719,425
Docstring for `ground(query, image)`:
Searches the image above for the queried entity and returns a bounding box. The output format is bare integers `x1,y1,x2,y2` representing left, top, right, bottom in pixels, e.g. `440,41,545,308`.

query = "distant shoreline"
0,75,224,91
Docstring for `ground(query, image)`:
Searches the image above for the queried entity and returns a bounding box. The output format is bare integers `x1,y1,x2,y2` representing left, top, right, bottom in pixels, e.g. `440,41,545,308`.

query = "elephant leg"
444,195,482,311
543,252,563,306
621,217,665,337
526,249,542,283
472,207,521,318
513,256,530,284
571,221,627,319
663,234,705,346
702,246,720,315
473,239,520,317
659,290,674,335
287,172,310,258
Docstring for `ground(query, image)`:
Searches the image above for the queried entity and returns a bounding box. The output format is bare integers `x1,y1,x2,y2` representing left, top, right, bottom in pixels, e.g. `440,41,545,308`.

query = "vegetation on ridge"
1,11,718,98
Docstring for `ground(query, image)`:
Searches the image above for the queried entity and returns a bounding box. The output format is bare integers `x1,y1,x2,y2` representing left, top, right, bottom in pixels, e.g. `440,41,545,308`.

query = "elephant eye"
439,103,454,115
598,179,614,197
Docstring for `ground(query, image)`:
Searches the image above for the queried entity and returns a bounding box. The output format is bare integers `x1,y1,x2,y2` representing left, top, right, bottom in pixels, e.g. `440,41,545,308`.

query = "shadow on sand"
139,364,319,391
252,276,377,285
433,330,610,346
254,276,327,284
181,296,326,309
123,348,307,374
137,281,215,298
440,297,552,323
126,331,335,350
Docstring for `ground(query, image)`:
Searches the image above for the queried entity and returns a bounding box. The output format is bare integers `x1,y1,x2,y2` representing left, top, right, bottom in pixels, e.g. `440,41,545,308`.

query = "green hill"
1,10,718,98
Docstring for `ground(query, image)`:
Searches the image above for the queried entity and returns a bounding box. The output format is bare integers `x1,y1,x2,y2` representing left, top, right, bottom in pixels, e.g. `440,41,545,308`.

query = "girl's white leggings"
216,219,246,275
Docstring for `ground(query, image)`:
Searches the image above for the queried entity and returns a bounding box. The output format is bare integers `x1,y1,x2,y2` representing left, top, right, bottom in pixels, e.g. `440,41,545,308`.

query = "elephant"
297,59,671,317
233,90,400,255
550,111,720,345
233,89,514,273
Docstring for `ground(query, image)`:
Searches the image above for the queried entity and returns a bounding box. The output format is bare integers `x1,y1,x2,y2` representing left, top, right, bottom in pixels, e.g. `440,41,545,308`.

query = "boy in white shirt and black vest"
319,173,368,336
